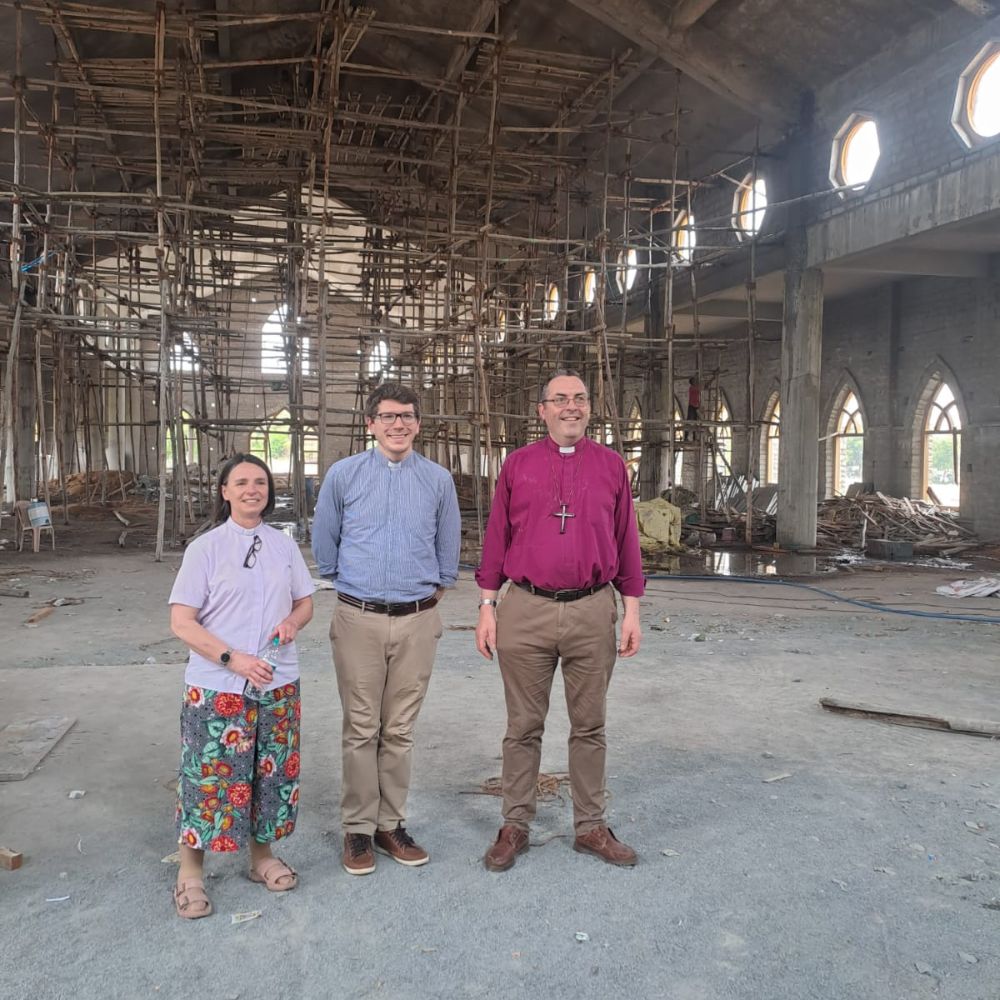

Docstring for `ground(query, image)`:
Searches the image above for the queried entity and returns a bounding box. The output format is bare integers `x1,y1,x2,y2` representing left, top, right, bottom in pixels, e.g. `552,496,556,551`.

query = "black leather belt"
338,592,439,616
516,581,608,602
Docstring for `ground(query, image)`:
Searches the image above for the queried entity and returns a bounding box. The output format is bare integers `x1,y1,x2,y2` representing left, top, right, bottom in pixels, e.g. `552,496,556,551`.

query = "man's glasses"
541,394,590,408
373,411,418,425
243,534,261,569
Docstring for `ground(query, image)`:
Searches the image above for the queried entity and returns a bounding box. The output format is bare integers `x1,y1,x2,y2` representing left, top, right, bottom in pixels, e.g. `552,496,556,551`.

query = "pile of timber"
816,492,976,555
48,470,136,503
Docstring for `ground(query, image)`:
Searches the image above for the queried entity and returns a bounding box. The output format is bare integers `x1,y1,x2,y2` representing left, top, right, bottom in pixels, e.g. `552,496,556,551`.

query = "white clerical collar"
558,446,576,454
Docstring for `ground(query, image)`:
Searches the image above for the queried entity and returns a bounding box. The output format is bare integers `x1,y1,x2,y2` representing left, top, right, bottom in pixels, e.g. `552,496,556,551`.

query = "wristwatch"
220,648,234,666
479,599,497,608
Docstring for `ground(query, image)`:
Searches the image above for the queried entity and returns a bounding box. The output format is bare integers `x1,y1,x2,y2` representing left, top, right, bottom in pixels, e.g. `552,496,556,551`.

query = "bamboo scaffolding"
0,1,785,551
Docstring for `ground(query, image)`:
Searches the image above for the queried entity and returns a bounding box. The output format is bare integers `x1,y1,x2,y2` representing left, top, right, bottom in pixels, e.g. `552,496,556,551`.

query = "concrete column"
639,275,669,499
14,354,35,500
777,266,823,548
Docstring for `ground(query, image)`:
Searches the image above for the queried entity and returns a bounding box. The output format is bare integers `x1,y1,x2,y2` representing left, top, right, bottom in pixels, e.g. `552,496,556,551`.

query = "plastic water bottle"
245,635,279,701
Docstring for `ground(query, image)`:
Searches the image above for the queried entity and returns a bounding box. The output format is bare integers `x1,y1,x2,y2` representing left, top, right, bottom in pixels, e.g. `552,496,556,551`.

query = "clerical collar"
558,446,575,454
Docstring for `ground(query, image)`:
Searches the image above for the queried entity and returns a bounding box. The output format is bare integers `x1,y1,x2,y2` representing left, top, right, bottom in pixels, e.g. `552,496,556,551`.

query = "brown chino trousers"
494,584,618,834
330,600,443,835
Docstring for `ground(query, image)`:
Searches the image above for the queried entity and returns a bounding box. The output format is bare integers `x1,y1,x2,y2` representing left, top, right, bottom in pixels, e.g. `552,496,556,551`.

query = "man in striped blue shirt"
312,382,461,876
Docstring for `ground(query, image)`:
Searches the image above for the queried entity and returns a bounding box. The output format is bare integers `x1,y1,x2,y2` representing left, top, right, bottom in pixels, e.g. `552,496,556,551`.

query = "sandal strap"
253,856,297,884
174,878,211,912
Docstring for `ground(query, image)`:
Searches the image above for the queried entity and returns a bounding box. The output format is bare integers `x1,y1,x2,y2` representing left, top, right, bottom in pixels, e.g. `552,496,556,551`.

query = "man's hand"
618,598,641,657
475,605,496,660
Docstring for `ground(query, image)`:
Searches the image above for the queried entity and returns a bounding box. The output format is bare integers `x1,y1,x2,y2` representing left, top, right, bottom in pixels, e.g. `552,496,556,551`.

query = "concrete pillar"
639,275,669,499
777,266,823,548
14,354,35,499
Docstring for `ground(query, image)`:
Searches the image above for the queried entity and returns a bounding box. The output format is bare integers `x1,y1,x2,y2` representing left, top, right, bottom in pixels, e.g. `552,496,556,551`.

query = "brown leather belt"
516,581,608,602
338,592,439,616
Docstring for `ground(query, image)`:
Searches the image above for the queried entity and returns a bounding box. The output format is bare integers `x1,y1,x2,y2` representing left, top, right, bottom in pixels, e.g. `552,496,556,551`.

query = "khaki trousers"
495,584,618,834
330,601,442,835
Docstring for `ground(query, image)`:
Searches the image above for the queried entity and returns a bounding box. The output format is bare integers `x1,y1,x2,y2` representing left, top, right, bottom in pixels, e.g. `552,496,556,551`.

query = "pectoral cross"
552,503,575,534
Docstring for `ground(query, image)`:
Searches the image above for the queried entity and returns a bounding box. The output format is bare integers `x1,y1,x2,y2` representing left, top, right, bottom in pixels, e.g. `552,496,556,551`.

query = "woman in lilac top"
168,454,314,919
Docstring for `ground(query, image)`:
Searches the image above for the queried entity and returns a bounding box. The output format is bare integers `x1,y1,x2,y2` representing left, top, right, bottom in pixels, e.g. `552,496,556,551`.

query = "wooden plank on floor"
820,697,1000,738
0,716,76,781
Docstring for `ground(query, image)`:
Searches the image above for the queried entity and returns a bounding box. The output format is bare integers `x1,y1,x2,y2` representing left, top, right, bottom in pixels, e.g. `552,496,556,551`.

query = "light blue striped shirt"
311,447,461,603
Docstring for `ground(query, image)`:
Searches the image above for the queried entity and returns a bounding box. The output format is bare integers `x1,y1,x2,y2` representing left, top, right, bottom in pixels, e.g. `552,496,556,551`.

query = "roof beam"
670,0,724,31
565,0,800,126
676,299,783,321
824,247,990,279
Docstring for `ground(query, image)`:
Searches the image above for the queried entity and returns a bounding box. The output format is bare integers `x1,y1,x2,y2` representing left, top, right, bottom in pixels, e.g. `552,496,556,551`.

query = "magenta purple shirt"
476,436,645,597
168,518,315,694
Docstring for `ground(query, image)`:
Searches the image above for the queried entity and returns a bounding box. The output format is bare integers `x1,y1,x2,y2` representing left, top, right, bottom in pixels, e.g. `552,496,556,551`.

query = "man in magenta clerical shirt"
475,369,644,871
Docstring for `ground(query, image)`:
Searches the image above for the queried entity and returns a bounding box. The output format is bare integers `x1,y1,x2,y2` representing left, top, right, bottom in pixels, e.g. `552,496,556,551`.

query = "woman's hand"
270,620,298,645
228,651,273,689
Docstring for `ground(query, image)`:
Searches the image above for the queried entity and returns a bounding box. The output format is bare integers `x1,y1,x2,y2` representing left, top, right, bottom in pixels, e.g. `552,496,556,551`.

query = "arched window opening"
165,409,199,471
923,381,961,508
583,268,597,306
250,408,292,474
624,399,642,467
367,339,389,379
673,212,696,266
261,306,311,376
544,282,560,323
832,391,865,496
616,248,638,293
303,429,319,476
763,396,780,485
714,401,733,477
734,175,767,237
172,332,200,373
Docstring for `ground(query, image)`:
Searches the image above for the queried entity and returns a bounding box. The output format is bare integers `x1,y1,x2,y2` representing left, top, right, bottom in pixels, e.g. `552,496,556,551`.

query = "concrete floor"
1,531,999,1000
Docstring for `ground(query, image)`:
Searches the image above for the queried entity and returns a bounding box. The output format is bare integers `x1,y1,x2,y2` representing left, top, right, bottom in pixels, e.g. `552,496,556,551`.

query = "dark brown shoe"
484,824,530,872
374,824,429,867
343,832,376,876
573,826,637,866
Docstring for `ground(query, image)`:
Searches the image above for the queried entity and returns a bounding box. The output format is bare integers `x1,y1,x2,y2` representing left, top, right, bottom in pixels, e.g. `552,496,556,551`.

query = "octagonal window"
733,174,767,238
616,248,638,293
673,212,696,266
953,43,1000,148
830,115,880,192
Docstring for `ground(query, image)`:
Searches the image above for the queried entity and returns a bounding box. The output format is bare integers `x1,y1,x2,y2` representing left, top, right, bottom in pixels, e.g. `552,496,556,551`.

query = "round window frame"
952,42,1000,149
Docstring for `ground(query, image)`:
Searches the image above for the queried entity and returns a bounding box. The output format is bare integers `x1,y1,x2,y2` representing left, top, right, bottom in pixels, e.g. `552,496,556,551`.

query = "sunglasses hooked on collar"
243,534,262,568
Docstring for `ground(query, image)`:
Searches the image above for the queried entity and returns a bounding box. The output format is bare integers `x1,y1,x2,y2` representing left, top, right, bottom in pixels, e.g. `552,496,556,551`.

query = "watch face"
220,650,231,665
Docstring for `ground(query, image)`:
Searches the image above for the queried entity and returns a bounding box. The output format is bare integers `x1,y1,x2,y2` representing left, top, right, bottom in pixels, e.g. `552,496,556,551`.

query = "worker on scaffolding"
685,376,701,440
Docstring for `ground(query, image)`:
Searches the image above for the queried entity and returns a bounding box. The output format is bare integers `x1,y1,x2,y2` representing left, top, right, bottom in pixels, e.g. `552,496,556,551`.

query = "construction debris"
936,578,1000,599
820,697,1000,738
0,847,23,871
814,492,976,553
635,498,685,555
476,772,570,802
23,607,55,628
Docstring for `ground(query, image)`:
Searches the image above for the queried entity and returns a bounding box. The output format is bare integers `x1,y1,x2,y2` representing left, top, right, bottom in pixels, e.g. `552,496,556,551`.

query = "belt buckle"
553,589,572,601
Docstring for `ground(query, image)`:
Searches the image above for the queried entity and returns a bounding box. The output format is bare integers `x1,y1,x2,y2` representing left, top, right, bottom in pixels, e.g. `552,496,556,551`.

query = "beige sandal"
249,856,298,892
173,878,213,919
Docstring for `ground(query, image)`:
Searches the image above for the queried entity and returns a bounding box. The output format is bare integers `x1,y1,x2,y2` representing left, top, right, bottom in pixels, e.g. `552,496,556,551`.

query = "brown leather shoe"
374,824,429,867
573,826,637,866
484,825,530,872
343,832,376,876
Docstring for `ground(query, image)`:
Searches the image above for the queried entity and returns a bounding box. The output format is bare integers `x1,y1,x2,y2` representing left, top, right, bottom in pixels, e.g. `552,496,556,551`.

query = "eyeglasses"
373,411,418,425
541,394,590,408
243,534,261,569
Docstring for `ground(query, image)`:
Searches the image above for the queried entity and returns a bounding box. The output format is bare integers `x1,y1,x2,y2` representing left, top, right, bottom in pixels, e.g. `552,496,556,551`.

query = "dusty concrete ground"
1,526,999,1000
